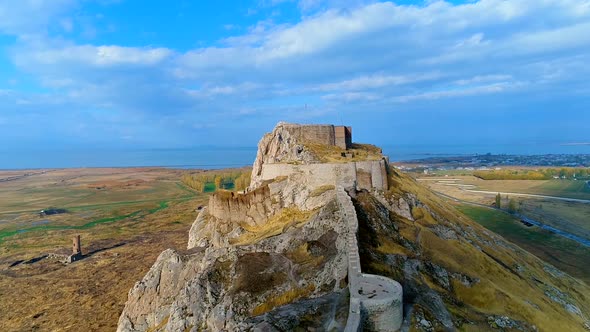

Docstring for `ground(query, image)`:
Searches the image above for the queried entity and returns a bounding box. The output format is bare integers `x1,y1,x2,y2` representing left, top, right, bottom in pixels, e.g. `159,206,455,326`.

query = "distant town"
394,154,590,173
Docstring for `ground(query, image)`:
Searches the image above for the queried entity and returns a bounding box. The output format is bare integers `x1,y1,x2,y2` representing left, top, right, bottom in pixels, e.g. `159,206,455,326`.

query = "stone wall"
279,123,352,149
337,187,363,332
356,160,388,191
250,122,356,186
207,185,277,227
336,186,403,332
282,123,336,146
257,160,388,191
257,163,356,189
334,126,352,149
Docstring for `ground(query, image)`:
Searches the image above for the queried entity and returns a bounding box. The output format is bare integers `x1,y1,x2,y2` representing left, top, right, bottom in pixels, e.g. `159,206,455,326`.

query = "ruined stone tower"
72,235,81,255
67,235,83,263
334,126,352,149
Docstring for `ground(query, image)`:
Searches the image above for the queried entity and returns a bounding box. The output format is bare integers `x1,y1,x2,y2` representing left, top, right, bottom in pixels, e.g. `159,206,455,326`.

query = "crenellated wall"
207,185,279,227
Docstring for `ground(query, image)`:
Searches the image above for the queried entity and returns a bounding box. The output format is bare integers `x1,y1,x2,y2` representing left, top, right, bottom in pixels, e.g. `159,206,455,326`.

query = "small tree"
495,193,501,209
508,198,517,213
214,176,222,191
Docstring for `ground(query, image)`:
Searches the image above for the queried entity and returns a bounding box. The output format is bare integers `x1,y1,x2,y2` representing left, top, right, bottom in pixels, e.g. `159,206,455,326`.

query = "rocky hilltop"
117,123,590,332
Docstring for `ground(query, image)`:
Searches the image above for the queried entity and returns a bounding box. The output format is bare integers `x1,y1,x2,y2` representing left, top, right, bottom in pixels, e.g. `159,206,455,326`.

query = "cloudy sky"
0,0,589,154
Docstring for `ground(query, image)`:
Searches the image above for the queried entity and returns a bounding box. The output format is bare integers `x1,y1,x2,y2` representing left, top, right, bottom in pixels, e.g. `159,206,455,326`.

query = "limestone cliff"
118,123,590,332
251,122,322,188
118,164,349,331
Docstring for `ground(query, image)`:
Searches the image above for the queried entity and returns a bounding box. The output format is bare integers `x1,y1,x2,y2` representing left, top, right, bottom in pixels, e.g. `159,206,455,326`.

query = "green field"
0,168,214,332
462,177,590,200
457,205,590,283
534,179,590,199
515,199,590,241
0,168,201,246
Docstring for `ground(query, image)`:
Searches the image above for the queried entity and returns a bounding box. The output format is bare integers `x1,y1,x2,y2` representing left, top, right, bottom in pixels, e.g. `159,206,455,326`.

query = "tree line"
495,193,520,213
474,168,590,180
181,170,252,193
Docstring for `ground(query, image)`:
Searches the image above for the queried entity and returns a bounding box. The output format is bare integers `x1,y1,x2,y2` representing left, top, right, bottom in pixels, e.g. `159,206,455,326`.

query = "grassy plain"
421,174,590,200
516,199,590,240
456,205,590,283
416,170,590,284
0,168,211,331
421,175,590,240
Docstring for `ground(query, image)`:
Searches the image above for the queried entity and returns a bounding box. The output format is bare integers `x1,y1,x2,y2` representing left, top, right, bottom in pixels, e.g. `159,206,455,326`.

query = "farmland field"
419,175,590,239
440,175,590,200
457,204,590,283
0,168,213,331
418,172,590,284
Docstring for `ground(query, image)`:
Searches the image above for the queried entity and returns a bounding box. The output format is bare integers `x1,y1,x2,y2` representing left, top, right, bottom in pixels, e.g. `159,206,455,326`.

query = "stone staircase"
336,186,403,332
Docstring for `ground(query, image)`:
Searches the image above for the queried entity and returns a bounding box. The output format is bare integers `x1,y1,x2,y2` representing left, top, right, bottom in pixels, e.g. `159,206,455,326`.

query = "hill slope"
117,123,590,331
355,169,589,331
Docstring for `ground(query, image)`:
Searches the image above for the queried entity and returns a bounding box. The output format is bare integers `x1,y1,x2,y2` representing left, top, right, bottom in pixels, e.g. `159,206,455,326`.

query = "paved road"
465,189,590,204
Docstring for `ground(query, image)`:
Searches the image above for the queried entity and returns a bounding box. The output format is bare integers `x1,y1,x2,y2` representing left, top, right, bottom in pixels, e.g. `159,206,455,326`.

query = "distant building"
277,123,352,150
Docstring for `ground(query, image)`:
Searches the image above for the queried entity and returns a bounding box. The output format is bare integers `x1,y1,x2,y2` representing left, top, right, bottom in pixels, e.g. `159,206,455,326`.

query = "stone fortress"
273,123,353,150
118,121,590,332
117,122,404,332
250,123,403,331
251,122,389,192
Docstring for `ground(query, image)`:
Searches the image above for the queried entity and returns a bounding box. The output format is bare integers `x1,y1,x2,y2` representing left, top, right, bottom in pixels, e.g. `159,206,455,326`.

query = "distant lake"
1,143,589,170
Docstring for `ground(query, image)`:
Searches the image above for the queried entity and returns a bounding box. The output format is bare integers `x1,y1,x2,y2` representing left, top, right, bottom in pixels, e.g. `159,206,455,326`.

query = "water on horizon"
1,143,589,170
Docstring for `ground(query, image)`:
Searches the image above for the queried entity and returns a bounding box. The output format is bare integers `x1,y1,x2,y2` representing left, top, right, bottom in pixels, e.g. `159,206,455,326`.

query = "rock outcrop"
118,145,350,331
251,122,322,187
118,123,590,332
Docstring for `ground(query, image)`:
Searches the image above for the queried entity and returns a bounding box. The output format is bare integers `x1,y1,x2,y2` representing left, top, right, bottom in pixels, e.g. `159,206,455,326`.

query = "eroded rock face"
353,172,590,332
117,249,204,332
118,123,590,332
188,171,339,250
251,122,321,188
118,187,348,332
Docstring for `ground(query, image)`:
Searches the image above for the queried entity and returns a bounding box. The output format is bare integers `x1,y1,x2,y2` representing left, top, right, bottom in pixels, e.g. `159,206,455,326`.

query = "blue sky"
0,0,589,153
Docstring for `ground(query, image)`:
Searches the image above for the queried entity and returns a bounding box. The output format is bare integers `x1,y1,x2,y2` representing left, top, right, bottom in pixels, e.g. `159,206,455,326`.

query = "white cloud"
391,81,526,103
0,0,76,36
316,73,442,91
322,91,380,102
19,44,173,67
3,0,590,127
454,75,512,86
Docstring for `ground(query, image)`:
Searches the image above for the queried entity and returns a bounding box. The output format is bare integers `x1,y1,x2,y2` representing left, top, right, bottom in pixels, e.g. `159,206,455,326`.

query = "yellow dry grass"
146,315,169,332
376,236,411,256
231,207,317,246
382,168,590,332
252,284,316,316
286,242,325,267
309,184,335,197
304,143,383,163
411,206,437,226
0,168,209,332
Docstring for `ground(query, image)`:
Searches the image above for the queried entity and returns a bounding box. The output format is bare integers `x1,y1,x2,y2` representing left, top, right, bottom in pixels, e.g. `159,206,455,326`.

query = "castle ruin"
67,235,83,263
277,123,352,150
251,123,387,191
246,123,401,330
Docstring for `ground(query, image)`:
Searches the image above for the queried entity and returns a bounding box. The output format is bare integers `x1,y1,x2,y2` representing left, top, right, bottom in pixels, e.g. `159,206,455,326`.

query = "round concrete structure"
359,273,403,331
